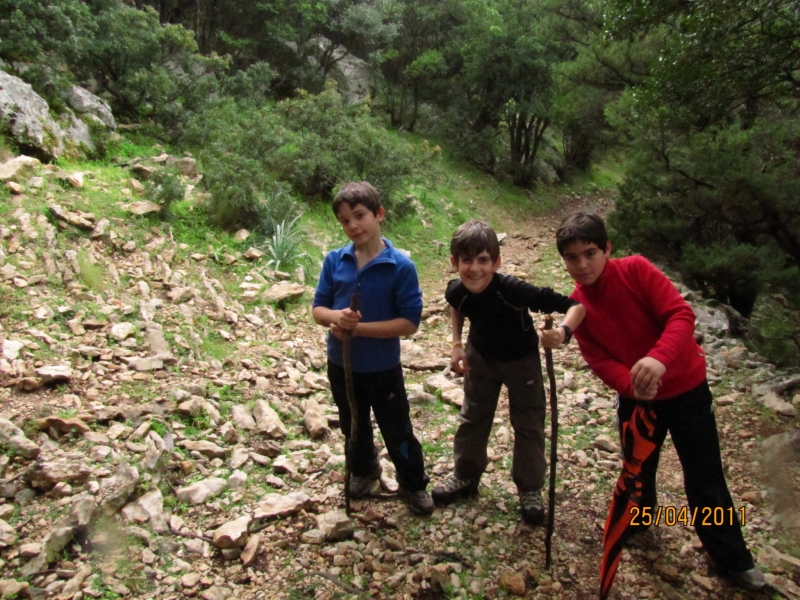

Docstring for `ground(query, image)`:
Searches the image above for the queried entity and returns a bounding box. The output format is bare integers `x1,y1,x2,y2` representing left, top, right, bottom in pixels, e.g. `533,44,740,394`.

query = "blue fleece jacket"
313,238,423,373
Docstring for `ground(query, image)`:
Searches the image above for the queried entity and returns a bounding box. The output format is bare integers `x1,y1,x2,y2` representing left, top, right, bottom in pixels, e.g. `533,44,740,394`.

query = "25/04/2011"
630,506,747,527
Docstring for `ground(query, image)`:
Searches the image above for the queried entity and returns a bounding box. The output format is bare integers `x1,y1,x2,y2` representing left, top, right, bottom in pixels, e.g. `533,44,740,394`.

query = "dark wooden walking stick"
342,292,361,516
543,315,559,570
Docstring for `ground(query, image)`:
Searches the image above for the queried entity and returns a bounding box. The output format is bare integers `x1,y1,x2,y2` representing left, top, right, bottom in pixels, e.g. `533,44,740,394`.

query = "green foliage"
261,214,307,273
75,5,229,138
145,170,186,222
600,0,800,314
77,250,107,292
202,152,299,234
187,84,435,225
0,0,95,65
427,0,563,187
608,110,800,316
0,0,97,112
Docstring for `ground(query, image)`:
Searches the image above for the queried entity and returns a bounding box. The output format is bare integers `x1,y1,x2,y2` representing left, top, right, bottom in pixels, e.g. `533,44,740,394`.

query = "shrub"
200,149,300,234
186,84,436,227
145,170,186,222
262,214,307,273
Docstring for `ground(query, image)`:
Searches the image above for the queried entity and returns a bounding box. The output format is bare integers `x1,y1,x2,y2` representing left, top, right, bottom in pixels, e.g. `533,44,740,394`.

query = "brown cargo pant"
453,344,547,493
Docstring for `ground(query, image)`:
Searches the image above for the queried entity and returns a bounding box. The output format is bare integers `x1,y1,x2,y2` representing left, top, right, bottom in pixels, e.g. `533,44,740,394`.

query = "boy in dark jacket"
312,181,433,515
556,211,765,596
432,220,585,525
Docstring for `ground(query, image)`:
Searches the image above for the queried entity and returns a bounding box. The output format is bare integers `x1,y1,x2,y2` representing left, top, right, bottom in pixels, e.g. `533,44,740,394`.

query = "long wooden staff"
543,315,559,570
342,292,361,516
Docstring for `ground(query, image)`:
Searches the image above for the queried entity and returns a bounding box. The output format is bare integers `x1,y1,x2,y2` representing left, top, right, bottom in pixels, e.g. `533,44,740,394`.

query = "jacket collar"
342,238,396,266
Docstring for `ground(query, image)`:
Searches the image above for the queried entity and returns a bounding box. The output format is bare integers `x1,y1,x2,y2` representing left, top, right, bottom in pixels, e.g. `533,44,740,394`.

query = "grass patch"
77,249,107,292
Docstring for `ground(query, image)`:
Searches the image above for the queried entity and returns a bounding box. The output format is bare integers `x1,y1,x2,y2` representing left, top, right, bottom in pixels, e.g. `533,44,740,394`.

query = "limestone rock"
401,340,449,370
593,434,620,454
35,416,90,435
241,533,261,565
0,71,64,159
96,463,140,513
67,86,116,129
175,156,198,177
262,282,306,303
303,398,330,438
121,489,168,533
0,418,39,459
25,456,92,492
758,392,798,417
253,491,313,519
36,365,72,385
231,405,257,430
0,155,40,183
253,399,288,438
178,440,227,459
316,510,353,541
127,201,162,216
212,515,252,549
175,477,228,504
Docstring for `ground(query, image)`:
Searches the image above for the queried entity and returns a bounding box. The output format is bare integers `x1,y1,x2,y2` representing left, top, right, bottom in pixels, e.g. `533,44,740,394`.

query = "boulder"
0,155,40,183
67,86,116,129
0,70,64,160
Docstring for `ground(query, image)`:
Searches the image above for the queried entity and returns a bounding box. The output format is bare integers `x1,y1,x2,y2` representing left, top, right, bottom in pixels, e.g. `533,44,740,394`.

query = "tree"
439,0,560,187
74,5,228,138
602,0,800,315
0,0,97,110
375,0,453,130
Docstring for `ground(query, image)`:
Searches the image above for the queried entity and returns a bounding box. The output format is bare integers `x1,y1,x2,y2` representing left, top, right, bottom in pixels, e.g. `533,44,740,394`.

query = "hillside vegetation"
0,136,798,600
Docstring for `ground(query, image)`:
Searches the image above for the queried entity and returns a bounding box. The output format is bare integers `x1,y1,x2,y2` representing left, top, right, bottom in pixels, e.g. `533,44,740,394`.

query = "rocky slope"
0,157,798,600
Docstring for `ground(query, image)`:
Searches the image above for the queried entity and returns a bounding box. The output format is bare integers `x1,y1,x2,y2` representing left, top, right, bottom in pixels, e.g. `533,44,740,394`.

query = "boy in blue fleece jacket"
312,181,433,515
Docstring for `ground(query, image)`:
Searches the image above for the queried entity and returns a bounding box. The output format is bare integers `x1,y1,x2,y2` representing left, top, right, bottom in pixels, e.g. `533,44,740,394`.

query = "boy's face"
451,250,500,294
561,240,611,286
336,202,384,246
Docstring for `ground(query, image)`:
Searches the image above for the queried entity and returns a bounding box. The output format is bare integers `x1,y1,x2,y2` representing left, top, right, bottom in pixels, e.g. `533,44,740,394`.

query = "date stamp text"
629,506,746,527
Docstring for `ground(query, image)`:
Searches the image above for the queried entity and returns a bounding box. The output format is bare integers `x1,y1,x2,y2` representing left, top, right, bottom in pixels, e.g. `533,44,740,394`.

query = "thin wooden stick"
342,292,361,515
543,315,559,570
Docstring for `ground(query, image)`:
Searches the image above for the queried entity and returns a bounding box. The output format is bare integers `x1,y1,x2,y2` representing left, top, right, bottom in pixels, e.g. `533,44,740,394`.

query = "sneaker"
708,557,768,593
349,463,382,498
731,567,767,592
520,490,545,525
399,488,435,515
431,474,478,505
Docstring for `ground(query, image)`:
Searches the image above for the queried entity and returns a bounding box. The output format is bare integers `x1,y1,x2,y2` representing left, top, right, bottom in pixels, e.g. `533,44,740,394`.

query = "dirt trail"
404,193,785,600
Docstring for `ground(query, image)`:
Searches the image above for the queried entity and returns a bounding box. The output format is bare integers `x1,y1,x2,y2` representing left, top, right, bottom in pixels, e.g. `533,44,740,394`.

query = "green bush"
608,111,800,318
186,84,436,227
200,150,299,234
75,5,228,139
145,170,186,222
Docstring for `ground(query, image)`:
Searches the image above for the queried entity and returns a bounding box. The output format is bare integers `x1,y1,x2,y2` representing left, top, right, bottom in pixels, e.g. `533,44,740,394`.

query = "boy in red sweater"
556,212,765,597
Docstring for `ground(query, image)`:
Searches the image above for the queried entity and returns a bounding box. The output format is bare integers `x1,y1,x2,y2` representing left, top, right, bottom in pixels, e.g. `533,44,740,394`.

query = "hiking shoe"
708,557,768,592
431,474,478,505
520,490,545,525
349,463,382,498
399,488,435,515
731,567,767,592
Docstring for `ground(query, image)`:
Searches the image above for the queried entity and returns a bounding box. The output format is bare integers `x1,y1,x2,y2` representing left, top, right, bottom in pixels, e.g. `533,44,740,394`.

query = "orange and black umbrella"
599,403,659,599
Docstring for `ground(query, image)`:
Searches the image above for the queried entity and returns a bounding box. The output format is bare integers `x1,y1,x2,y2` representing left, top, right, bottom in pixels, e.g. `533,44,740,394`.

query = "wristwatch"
558,323,573,345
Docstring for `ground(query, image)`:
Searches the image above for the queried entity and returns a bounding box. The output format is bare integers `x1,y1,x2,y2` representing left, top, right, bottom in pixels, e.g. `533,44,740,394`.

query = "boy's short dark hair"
332,181,382,216
556,212,608,256
450,220,500,262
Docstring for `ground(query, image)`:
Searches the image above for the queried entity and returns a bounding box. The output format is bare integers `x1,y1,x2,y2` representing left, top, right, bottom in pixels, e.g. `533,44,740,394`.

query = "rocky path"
0,159,798,600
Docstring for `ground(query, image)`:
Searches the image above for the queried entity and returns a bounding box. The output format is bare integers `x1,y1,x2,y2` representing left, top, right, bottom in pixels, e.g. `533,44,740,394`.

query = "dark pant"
328,362,429,492
453,346,547,493
616,380,754,572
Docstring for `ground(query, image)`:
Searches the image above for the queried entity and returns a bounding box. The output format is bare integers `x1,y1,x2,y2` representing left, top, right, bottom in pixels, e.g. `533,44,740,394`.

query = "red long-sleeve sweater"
569,255,706,400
